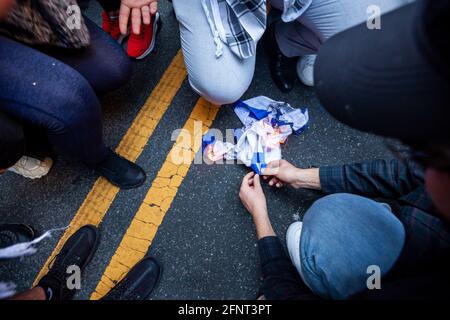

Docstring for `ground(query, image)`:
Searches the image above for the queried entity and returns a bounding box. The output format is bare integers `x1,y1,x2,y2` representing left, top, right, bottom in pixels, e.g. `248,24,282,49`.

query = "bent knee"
188,67,252,105
300,194,405,299
189,77,250,105
95,51,132,92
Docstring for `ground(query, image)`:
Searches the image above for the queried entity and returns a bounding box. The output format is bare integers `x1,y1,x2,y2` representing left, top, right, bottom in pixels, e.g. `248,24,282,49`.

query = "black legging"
0,112,25,169
0,18,131,165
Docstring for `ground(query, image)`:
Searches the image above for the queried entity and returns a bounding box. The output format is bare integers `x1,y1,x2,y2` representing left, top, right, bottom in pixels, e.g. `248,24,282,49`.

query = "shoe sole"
132,12,161,60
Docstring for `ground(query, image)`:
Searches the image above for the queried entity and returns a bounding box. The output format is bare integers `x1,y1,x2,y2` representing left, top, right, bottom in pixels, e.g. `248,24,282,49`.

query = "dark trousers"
0,18,131,165
0,112,24,169
97,0,121,12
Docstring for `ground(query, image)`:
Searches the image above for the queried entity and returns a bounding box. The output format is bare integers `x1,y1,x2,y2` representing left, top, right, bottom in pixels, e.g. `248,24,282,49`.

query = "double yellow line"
33,50,220,300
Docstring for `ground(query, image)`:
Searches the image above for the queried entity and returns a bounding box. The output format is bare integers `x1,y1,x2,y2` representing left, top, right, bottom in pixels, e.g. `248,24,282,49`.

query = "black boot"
90,149,146,189
102,257,162,300
0,224,35,249
38,225,100,300
266,22,297,93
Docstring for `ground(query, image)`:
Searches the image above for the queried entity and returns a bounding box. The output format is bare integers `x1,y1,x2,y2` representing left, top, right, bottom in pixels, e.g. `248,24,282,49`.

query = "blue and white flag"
203,96,309,174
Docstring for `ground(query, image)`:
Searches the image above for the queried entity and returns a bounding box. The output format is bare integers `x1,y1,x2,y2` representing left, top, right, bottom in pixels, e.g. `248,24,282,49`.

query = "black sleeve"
319,159,424,199
258,236,318,300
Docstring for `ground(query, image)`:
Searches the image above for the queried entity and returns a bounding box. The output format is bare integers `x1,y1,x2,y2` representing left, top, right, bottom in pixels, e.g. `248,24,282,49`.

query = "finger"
261,165,279,176
268,177,280,186
119,4,130,35
149,1,158,15
276,182,284,188
131,7,142,35
242,172,255,186
141,6,151,25
248,178,254,187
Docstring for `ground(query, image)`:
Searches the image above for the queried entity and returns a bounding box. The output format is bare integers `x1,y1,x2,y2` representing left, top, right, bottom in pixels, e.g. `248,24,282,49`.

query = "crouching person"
239,0,450,300
171,0,266,105
240,158,449,299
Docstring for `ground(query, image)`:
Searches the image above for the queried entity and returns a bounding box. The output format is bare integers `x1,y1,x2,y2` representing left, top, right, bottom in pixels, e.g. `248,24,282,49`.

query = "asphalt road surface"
0,1,393,299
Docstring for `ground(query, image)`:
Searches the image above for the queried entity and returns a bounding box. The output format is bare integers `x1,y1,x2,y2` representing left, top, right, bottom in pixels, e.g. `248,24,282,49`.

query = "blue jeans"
0,18,131,164
294,193,405,299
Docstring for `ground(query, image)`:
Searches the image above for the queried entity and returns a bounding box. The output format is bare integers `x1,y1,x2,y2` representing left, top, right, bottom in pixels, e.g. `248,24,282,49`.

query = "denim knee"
298,193,405,299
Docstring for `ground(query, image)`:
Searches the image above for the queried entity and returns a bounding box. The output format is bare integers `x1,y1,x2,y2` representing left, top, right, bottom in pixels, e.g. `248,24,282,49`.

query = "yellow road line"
33,50,187,285
90,98,219,300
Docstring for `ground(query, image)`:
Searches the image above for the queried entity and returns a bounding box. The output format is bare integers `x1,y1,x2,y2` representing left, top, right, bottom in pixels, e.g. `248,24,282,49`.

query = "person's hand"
261,160,302,188
119,0,158,35
240,172,275,240
261,160,322,190
239,172,268,219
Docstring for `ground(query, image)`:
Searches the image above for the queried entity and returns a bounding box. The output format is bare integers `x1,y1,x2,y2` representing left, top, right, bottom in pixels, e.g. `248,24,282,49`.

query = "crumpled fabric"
203,96,309,174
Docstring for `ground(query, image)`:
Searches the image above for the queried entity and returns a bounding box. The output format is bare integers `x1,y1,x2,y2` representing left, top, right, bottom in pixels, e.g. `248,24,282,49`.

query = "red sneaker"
102,10,128,44
127,12,161,60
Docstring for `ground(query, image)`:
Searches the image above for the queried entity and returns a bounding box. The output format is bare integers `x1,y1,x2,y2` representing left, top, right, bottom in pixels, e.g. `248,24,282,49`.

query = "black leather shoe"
38,225,100,300
102,257,162,300
266,22,297,93
90,149,146,189
0,224,35,249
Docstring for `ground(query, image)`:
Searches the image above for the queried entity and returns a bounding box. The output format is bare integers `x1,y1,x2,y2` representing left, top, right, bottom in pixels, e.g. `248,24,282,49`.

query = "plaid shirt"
258,159,450,299
210,0,312,59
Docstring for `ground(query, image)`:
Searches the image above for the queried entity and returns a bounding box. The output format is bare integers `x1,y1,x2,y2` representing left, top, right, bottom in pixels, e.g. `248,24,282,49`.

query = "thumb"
261,166,279,176
254,174,262,189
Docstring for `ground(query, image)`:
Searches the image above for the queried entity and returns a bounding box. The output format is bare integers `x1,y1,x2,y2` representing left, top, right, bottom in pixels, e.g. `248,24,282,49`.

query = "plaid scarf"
204,0,312,59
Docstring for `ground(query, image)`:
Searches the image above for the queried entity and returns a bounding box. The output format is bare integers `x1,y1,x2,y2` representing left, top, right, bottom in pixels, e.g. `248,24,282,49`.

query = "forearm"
253,213,276,240
293,168,321,190
319,159,424,198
